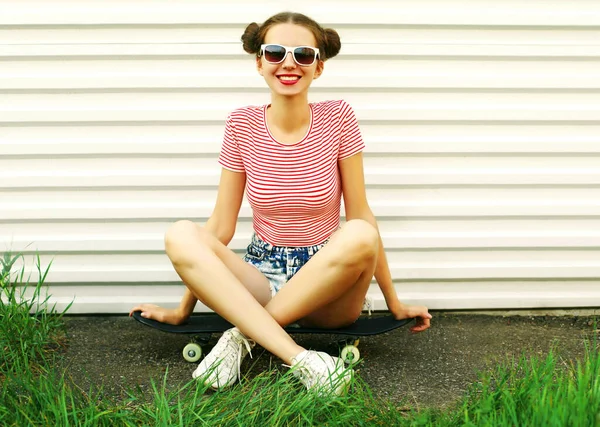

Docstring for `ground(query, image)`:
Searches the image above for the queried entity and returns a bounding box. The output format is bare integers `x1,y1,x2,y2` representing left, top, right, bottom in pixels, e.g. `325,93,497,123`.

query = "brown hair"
241,12,341,61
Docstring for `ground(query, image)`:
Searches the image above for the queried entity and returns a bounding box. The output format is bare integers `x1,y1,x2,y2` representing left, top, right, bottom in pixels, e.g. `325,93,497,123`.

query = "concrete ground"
57,312,598,410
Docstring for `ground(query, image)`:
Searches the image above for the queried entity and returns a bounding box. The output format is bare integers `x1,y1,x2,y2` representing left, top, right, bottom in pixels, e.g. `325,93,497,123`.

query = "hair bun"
241,22,261,54
322,28,341,60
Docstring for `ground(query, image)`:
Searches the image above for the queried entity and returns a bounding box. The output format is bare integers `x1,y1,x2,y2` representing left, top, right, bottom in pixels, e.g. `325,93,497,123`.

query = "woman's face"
257,23,324,99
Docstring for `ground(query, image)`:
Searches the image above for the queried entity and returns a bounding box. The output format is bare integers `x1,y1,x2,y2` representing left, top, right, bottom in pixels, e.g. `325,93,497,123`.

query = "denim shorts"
242,232,331,297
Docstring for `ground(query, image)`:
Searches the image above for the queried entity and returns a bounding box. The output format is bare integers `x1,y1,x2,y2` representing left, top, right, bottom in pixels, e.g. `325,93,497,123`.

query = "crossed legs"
164,219,379,365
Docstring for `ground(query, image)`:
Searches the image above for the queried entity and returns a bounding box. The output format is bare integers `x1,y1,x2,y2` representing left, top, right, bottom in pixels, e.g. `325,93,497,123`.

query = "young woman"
130,11,432,396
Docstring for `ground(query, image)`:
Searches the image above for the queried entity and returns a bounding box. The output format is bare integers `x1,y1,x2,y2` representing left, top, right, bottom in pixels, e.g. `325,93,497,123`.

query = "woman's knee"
341,219,379,261
164,220,212,264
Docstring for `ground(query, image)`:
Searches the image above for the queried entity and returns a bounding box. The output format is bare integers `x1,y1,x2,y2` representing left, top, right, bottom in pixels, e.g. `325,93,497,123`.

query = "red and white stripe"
218,99,364,246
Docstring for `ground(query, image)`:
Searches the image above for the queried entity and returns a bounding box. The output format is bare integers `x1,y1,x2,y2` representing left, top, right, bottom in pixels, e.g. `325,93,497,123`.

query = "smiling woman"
130,10,431,397
241,13,339,111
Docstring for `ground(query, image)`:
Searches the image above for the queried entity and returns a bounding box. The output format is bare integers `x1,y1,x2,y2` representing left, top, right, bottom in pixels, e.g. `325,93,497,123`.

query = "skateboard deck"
132,310,413,336
132,311,414,364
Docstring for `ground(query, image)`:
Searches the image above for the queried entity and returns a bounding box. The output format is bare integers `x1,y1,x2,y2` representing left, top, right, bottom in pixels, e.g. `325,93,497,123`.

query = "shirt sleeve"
217,115,245,172
338,101,366,160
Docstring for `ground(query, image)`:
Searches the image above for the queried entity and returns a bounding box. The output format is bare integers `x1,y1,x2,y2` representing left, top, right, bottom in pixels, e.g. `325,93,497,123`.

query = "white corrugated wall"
1,1,600,313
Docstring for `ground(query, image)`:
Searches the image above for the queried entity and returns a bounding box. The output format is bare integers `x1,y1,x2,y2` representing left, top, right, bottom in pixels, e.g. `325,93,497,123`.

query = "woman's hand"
389,301,432,334
128,304,187,326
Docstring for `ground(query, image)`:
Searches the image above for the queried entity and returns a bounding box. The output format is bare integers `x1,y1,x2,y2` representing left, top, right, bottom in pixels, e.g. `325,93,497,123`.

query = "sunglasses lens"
263,45,286,63
294,47,316,65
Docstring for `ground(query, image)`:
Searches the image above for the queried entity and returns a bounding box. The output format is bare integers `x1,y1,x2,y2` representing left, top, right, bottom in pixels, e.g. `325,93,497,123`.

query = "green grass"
1,249,599,426
1,250,70,377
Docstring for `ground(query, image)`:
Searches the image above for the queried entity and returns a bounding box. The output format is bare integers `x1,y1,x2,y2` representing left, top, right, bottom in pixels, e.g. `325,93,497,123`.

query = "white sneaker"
362,295,374,316
192,327,255,389
288,350,353,396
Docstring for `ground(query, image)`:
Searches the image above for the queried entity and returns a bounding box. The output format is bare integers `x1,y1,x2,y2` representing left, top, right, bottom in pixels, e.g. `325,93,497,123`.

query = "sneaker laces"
283,364,317,390
283,357,317,389
205,328,254,383
285,351,350,394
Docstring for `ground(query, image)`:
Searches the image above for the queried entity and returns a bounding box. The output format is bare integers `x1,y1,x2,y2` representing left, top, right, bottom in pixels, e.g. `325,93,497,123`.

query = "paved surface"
58,313,598,409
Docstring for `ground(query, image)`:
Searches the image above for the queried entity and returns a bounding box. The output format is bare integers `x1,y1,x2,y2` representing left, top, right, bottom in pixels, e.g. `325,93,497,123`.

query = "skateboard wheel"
183,343,202,363
341,345,360,365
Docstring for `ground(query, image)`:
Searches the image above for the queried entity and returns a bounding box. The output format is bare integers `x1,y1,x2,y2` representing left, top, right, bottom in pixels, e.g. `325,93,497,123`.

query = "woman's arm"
339,153,431,332
131,168,246,324
175,167,247,320
338,153,398,306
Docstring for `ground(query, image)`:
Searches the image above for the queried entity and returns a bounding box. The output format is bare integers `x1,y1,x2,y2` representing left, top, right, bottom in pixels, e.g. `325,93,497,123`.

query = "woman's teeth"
278,76,300,81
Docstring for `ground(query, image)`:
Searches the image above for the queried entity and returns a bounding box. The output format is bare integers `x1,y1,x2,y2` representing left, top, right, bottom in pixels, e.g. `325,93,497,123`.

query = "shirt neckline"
263,103,313,147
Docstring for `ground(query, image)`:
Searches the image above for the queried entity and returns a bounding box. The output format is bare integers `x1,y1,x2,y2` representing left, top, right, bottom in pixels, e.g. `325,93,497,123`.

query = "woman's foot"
289,350,353,396
192,327,255,389
128,304,187,325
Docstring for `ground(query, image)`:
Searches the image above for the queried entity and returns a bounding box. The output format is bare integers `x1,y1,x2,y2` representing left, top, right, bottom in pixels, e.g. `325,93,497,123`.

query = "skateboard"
132,311,414,365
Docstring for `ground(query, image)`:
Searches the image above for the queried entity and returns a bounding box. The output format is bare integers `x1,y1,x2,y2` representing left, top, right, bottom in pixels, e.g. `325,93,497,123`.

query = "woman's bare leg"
136,219,378,362
265,219,380,329
130,220,272,323
164,220,304,364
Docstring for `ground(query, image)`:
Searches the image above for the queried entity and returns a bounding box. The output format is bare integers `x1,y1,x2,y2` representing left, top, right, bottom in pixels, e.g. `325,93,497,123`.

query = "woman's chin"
270,86,309,99
265,79,309,97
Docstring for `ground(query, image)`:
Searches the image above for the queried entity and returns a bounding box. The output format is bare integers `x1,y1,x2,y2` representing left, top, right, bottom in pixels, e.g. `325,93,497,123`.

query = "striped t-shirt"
218,99,365,247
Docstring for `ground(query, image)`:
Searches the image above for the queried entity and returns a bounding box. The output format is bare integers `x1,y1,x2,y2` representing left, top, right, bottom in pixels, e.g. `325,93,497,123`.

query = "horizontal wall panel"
6,219,600,254
4,199,600,221
2,0,599,26
3,156,600,188
3,124,600,156
11,251,600,287
3,91,600,123
2,59,600,90
4,27,600,47
4,42,600,59
9,281,600,314
6,229,600,254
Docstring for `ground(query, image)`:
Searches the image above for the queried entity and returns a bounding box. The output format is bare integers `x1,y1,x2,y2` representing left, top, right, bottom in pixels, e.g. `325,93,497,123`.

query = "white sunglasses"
259,44,320,66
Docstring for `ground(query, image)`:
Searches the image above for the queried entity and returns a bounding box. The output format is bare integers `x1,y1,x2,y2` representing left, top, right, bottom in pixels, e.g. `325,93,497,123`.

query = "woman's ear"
256,56,263,76
313,59,324,80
